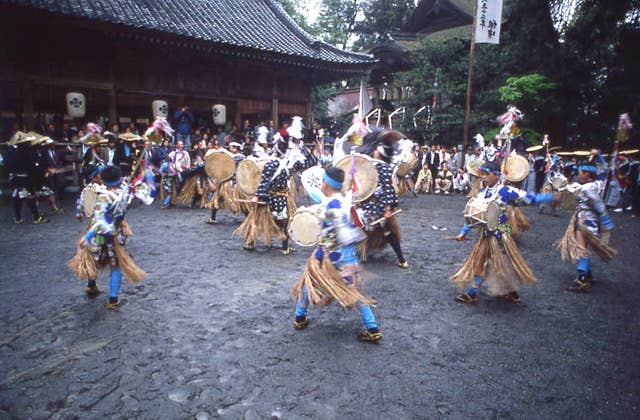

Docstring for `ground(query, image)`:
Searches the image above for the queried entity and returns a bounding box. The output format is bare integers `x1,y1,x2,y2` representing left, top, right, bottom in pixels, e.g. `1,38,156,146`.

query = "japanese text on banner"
475,0,503,44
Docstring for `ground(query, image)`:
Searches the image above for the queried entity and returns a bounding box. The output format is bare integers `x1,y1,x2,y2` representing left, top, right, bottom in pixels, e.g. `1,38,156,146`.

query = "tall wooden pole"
461,0,478,168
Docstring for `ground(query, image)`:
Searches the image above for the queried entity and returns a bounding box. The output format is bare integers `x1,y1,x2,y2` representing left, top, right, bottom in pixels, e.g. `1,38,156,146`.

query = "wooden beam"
3,74,114,91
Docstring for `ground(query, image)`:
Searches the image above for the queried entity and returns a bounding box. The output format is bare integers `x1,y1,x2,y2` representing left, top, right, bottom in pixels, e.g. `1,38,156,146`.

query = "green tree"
316,0,363,49
498,74,558,110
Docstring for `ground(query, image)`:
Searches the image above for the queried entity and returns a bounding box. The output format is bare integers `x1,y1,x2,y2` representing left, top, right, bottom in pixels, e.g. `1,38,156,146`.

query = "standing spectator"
268,120,277,142
278,122,289,138
216,126,227,147
174,105,195,149
428,145,441,190
328,116,341,138
242,120,253,139
435,163,453,194
192,128,203,148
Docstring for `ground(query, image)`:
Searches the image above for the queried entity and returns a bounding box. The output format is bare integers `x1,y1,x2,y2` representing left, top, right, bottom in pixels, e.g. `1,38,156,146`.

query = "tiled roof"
2,0,373,68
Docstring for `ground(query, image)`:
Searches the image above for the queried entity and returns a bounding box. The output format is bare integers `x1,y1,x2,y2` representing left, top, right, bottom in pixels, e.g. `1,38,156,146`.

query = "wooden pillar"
23,79,34,131
234,100,241,128
272,98,279,127
305,101,312,127
108,87,117,124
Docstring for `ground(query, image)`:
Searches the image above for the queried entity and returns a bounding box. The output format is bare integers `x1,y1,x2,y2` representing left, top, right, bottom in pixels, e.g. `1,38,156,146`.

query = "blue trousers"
295,285,377,330
577,257,591,277
110,268,122,298
467,275,484,295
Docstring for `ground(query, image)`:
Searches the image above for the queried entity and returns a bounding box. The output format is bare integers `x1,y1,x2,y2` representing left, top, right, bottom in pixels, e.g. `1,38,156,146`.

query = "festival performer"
6,132,48,224
177,140,207,208
75,164,103,221
205,142,245,224
160,140,189,209
555,162,616,292
235,140,298,253
451,161,554,304
29,134,64,215
291,166,382,342
67,166,148,309
356,130,409,268
79,125,107,177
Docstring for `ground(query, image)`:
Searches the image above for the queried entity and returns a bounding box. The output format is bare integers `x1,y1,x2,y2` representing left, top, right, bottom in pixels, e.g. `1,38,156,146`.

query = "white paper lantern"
212,104,226,125
66,92,86,118
152,100,169,119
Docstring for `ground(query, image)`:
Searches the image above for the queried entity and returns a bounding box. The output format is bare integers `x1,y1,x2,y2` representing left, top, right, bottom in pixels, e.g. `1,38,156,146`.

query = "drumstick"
235,199,267,205
370,209,402,226
441,235,469,241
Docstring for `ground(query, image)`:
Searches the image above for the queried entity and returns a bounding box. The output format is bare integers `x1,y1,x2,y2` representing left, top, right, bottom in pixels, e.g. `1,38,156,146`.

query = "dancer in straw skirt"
452,161,554,304
555,162,616,292
291,166,382,342
356,129,408,268
205,142,245,224
235,140,296,253
67,166,148,309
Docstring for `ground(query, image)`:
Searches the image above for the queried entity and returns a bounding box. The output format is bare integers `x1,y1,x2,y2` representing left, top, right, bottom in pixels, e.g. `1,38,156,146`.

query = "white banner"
475,0,503,44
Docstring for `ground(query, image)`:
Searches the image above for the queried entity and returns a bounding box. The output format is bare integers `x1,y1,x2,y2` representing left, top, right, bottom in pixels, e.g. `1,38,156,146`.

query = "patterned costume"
67,166,148,309
451,163,553,303
359,159,407,266
160,148,190,208
556,166,616,292
291,167,381,342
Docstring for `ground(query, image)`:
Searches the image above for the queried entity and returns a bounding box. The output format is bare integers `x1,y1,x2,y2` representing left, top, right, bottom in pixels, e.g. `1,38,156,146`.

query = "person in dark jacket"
174,105,195,149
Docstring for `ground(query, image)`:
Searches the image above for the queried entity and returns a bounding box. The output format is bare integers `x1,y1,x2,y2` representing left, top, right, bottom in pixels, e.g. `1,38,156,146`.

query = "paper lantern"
152,100,169,119
66,92,86,118
212,104,226,125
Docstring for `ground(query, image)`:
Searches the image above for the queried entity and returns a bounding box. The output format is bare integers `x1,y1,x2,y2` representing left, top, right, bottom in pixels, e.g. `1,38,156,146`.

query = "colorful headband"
480,166,501,175
578,165,597,173
88,165,103,179
323,172,343,190
104,177,122,187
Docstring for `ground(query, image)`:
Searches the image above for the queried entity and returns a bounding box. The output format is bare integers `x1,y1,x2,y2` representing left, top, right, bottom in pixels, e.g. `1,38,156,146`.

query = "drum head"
504,155,529,182
466,159,485,177
335,154,379,203
83,187,97,218
560,191,578,212
550,175,568,190
288,208,322,247
236,159,265,195
485,201,501,231
205,152,235,182
300,166,325,198
463,197,489,227
396,155,418,177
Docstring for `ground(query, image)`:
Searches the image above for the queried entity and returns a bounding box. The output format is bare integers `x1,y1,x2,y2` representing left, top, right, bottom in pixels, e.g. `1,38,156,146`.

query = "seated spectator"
453,167,471,194
415,163,433,194
435,163,453,195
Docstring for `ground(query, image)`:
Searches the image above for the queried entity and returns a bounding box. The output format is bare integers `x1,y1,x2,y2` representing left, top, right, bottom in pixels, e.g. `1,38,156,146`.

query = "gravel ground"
1,193,639,419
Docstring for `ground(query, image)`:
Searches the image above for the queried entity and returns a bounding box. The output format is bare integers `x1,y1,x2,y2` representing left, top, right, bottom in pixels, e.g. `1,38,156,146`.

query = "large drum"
503,155,529,183
236,158,267,195
396,154,418,177
463,198,501,231
205,151,236,182
549,174,568,190
466,158,485,177
334,154,378,203
288,206,323,247
82,186,98,218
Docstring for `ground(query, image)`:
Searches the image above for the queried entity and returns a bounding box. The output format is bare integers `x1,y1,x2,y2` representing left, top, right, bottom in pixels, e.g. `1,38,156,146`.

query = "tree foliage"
498,74,558,109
